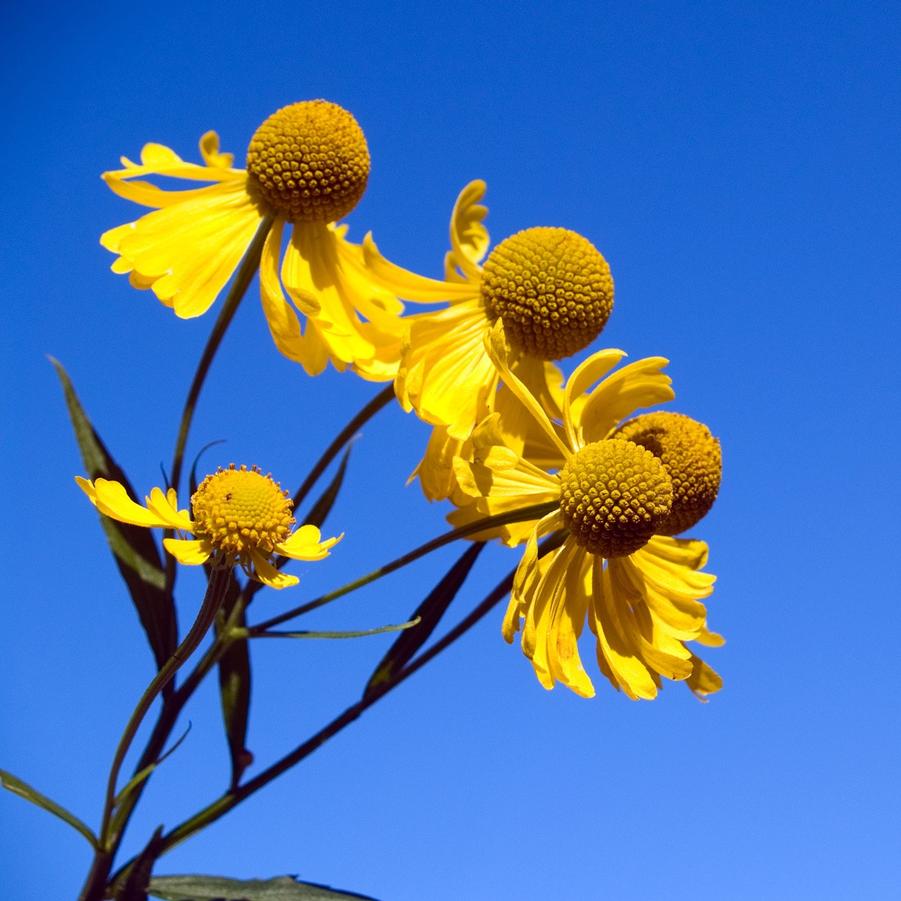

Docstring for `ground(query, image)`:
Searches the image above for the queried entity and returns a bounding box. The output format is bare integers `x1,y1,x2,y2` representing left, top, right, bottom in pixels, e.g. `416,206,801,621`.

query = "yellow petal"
276,525,343,561
107,179,264,319
578,357,675,443
686,656,723,699
259,219,329,375
163,538,213,565
77,477,180,529
484,322,572,461
363,232,477,302
250,550,299,590
562,349,626,448
444,179,489,283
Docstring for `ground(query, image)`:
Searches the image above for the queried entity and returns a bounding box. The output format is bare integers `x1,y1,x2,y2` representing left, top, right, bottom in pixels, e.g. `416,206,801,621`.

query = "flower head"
363,182,614,441
450,324,722,700
101,101,404,379
77,464,341,589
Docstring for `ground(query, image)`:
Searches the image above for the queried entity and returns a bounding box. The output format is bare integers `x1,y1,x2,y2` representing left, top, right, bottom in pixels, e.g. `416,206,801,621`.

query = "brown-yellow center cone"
480,227,613,360
246,100,370,223
558,439,672,558
191,464,295,562
614,411,721,535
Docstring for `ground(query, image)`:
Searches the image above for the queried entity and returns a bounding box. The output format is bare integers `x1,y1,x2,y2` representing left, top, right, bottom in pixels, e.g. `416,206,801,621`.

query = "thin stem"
97,569,230,849
294,384,395,511
243,383,396,605
168,216,273,499
251,501,559,633
123,538,562,869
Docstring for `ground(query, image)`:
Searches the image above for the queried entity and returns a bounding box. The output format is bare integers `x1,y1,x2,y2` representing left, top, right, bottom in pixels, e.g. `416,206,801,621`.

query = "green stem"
168,217,273,497
293,384,395,511
243,383,396,605
251,501,559,633
114,537,563,877
97,569,230,849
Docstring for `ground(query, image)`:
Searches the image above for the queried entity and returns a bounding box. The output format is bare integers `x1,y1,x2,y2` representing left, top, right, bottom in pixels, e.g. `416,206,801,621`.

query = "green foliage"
148,874,379,900
365,542,484,697
51,358,178,684
0,768,97,847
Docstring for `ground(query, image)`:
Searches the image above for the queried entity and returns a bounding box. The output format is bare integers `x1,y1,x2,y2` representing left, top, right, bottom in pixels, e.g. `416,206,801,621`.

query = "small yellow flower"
450,324,723,700
76,464,341,590
101,101,404,380
363,181,614,440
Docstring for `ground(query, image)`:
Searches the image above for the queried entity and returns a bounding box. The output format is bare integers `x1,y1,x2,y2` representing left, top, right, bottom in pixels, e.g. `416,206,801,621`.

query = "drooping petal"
363,233,477,302
250,550,299,590
77,477,192,531
484,322,572,461
396,301,498,438
258,219,330,376
162,538,213,565
686,656,723,699
275,525,343,561
282,224,405,379
103,179,265,319
444,179,489,283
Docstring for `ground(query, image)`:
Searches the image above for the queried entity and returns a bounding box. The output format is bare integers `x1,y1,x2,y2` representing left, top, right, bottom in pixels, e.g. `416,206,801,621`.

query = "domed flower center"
191,465,295,562
246,100,370,223
558,440,672,558
614,412,721,535
480,227,614,360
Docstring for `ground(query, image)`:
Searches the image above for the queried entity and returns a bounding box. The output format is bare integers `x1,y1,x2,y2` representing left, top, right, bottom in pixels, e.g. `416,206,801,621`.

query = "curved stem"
168,217,273,499
114,536,563,877
242,384,396,605
294,384,395,511
97,569,230,849
251,500,559,633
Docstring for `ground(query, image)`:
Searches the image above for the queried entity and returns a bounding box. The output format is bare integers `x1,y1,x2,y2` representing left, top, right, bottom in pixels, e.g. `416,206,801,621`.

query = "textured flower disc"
614,411,722,535
191,464,295,562
480,227,614,360
558,439,672,558
246,100,370,223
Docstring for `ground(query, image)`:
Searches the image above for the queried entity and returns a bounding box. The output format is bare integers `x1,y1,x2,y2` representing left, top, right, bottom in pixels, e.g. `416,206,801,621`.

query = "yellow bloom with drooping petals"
450,324,723,700
77,464,341,590
363,181,615,439
101,100,404,380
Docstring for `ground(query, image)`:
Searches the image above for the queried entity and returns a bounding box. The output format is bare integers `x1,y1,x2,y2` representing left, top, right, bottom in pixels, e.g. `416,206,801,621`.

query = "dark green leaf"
115,826,165,901
52,358,178,681
303,448,351,529
0,768,97,847
364,542,485,698
148,874,379,900
216,572,253,789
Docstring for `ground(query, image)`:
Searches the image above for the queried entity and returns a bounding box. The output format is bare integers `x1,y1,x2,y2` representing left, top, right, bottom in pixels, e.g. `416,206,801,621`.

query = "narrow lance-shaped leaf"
115,825,166,901
52,358,178,682
148,874,380,901
364,542,485,698
0,768,97,848
216,571,253,789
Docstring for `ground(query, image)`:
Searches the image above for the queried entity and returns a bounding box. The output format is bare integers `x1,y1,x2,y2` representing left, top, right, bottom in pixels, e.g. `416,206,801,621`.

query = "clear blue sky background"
3,2,900,899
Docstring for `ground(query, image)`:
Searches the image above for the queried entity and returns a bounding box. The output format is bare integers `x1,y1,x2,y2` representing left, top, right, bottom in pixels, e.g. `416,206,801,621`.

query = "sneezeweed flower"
101,101,404,379
363,181,615,441
451,325,723,700
76,464,341,589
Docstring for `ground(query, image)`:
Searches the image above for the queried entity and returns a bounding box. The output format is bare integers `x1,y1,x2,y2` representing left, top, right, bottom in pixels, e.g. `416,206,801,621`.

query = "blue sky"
2,2,900,899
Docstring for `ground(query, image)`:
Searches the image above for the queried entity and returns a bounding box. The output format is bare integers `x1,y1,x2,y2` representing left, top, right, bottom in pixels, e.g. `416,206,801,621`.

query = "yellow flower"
101,100,404,380
76,464,341,590
363,181,615,439
450,324,723,700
